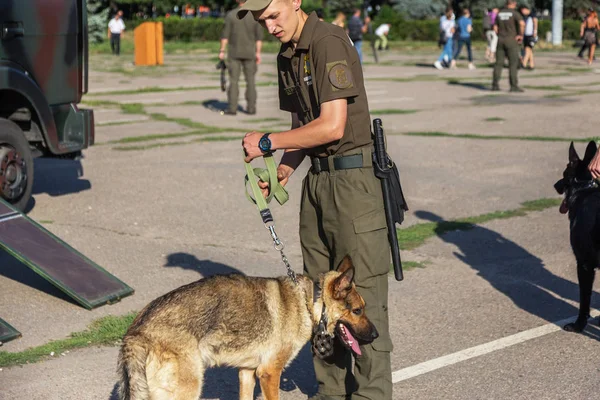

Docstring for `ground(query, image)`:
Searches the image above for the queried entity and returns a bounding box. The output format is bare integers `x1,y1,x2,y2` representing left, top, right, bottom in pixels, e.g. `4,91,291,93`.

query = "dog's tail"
117,337,149,400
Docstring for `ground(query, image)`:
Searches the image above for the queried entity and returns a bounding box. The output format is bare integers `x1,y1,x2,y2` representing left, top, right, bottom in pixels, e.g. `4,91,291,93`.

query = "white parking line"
392,310,600,383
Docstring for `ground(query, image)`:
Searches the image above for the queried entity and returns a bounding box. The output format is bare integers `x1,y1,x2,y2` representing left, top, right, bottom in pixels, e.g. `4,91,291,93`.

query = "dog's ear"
569,142,580,165
337,255,353,274
333,264,355,300
583,141,598,164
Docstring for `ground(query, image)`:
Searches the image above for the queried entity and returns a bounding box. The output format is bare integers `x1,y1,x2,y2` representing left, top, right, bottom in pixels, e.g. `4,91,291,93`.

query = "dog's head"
320,256,379,356
555,141,597,214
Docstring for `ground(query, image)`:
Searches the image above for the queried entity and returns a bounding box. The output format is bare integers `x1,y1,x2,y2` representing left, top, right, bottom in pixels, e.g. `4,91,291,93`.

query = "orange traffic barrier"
134,22,164,66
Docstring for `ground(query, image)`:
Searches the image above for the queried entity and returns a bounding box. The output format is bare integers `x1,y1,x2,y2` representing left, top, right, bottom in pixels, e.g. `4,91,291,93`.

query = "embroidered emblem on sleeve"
326,61,354,90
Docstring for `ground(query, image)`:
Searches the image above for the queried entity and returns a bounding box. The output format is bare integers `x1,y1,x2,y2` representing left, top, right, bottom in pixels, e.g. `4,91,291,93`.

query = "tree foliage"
88,0,110,43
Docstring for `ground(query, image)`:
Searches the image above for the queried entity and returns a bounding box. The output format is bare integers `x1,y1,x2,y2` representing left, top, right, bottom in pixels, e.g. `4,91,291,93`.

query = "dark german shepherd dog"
554,141,600,333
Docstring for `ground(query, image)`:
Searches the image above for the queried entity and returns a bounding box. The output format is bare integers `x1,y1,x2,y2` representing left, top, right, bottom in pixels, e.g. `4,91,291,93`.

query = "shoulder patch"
327,61,354,90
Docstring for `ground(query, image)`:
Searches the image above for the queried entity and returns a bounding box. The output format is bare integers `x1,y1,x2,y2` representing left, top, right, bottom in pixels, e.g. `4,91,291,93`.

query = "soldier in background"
491,0,524,92
108,10,126,56
219,0,264,116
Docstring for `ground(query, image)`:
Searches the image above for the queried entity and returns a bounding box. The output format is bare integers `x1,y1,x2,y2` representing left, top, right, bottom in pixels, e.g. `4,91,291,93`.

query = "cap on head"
237,0,273,19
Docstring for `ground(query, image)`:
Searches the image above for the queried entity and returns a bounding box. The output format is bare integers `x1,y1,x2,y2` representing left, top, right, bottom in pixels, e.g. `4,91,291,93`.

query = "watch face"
259,137,271,152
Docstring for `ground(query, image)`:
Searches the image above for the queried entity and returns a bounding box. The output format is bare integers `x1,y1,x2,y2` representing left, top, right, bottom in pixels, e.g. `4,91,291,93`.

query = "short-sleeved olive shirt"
495,8,523,43
222,7,264,60
277,12,371,157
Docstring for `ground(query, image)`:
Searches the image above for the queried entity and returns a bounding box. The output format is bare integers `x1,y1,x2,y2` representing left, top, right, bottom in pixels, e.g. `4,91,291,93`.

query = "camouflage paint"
0,0,92,154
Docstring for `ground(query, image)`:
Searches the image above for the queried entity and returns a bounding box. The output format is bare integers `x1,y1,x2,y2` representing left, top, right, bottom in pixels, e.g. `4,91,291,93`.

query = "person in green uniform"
492,0,525,92
238,0,393,399
219,0,264,115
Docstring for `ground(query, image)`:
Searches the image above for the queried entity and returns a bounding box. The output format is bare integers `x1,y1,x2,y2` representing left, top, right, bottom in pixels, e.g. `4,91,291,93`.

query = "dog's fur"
117,256,378,400
554,141,600,333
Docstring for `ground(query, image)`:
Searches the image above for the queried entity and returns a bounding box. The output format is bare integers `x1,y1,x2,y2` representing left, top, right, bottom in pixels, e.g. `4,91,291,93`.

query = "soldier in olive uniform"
220,0,264,115
492,0,525,92
239,0,393,399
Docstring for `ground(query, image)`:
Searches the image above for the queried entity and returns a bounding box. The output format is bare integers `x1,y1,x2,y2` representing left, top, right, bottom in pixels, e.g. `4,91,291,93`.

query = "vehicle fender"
0,61,61,154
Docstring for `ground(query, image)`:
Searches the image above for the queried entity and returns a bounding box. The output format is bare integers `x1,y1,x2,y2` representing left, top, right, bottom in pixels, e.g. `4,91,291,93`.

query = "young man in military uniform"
239,0,393,399
492,0,525,92
219,0,264,115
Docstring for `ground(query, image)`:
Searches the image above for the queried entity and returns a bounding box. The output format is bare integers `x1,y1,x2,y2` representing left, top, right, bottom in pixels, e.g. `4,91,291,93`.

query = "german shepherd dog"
554,141,600,333
117,256,378,399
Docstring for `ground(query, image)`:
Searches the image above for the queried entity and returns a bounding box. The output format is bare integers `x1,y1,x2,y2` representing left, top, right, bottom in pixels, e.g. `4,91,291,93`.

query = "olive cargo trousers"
492,41,520,89
300,149,393,400
227,58,257,114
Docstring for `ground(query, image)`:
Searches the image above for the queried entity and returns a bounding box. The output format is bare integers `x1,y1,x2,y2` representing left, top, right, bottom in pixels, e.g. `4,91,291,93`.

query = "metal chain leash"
266,224,297,284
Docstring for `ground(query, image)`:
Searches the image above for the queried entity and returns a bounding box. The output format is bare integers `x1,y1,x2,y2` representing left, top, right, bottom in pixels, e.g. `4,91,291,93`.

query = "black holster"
372,118,408,281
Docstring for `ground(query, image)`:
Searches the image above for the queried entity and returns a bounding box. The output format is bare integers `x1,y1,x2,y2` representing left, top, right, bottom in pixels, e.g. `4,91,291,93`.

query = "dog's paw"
563,321,586,333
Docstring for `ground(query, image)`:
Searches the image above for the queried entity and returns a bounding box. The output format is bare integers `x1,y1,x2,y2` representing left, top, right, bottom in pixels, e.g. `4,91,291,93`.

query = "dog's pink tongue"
559,199,568,214
346,330,361,356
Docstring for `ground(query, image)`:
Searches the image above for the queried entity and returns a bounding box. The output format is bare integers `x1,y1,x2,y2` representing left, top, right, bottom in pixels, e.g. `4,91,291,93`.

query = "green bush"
127,15,585,43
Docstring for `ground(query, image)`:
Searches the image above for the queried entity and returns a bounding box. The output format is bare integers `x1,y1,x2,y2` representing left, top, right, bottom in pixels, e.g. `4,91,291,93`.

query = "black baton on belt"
372,118,406,281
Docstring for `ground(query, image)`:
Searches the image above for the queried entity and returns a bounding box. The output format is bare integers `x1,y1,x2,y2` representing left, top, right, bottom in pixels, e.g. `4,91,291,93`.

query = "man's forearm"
256,40,262,54
270,114,344,151
219,38,228,52
279,149,306,177
519,21,525,36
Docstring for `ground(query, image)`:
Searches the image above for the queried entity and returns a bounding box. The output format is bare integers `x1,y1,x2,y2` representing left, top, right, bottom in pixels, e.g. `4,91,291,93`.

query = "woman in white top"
520,6,538,70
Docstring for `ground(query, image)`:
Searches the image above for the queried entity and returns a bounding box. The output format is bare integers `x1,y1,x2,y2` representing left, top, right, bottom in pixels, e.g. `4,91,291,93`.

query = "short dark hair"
316,8,324,19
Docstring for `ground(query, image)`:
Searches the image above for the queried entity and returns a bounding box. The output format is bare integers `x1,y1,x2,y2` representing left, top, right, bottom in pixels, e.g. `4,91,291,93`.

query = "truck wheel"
0,118,34,212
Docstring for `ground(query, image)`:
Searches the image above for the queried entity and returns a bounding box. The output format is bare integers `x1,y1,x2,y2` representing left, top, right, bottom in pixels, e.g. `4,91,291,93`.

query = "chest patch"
327,62,353,90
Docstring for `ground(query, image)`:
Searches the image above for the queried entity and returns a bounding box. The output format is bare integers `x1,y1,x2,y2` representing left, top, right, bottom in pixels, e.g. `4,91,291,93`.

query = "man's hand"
219,50,225,60
516,35,523,43
589,149,600,179
257,165,292,198
256,53,261,64
242,131,265,162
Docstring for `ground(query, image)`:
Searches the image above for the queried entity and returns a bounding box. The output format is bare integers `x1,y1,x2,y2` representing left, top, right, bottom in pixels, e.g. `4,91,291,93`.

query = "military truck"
0,0,94,211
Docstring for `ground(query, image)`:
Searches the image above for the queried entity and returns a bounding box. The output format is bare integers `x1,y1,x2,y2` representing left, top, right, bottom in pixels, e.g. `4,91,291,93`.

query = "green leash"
244,152,289,213
243,151,296,283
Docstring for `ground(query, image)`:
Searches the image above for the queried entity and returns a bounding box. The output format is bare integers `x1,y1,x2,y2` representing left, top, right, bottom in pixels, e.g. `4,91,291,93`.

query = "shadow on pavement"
448,80,489,91
203,99,244,114
164,252,243,277
32,157,91,197
415,210,600,340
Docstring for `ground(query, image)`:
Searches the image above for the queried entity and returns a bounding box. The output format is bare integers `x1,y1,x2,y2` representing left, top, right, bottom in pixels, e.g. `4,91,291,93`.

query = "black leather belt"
311,153,364,173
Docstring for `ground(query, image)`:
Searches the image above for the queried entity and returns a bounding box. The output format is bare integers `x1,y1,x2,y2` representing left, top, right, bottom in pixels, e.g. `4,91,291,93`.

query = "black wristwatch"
258,133,273,153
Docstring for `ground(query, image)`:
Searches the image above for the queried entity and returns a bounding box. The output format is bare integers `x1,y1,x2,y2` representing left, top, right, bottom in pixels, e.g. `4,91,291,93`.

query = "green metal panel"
0,317,21,344
0,199,134,310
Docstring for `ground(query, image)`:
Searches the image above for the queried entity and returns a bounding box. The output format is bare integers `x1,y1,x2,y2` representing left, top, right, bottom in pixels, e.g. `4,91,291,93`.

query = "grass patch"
120,103,146,114
402,131,600,143
371,109,419,115
401,261,430,271
370,75,441,83
0,313,137,368
397,198,562,250
198,135,245,142
544,90,596,98
113,141,190,151
248,117,283,123
566,67,593,73
97,119,146,127
107,130,207,144
522,85,564,91
80,99,120,108
38,220,54,224
484,117,505,122
87,85,220,97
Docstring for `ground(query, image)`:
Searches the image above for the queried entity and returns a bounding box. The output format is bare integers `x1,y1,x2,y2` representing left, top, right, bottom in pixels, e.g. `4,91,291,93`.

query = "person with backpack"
348,9,370,63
